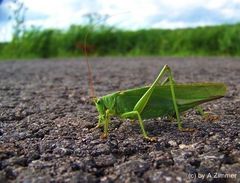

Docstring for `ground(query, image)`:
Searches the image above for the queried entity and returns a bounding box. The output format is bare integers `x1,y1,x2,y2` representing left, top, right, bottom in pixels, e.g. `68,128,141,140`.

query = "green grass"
1,23,240,59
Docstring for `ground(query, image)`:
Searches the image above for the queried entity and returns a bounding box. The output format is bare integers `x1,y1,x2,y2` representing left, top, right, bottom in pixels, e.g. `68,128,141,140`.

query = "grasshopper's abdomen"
113,83,226,120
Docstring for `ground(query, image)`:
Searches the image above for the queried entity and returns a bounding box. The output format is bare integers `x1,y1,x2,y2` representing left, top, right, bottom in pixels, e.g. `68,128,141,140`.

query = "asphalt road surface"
0,57,239,182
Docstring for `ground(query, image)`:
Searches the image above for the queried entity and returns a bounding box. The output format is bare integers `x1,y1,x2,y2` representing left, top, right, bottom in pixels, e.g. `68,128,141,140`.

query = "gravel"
0,57,239,182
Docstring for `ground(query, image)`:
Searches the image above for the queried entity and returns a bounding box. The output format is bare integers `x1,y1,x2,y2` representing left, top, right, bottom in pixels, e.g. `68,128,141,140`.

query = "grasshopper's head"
94,98,106,117
94,94,116,124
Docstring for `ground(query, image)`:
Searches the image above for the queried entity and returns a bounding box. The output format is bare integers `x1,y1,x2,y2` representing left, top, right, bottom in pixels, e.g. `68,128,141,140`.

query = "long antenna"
83,12,130,99
84,27,95,99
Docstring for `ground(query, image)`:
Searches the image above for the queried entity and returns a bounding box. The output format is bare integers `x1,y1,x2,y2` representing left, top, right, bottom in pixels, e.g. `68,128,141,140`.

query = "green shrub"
1,23,240,59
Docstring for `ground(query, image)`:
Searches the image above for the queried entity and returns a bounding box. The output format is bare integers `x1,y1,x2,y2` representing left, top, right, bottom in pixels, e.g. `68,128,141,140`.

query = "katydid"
82,17,226,141
91,65,227,141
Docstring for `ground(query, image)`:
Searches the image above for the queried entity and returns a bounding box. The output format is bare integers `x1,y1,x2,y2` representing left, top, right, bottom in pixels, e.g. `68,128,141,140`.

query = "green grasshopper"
82,18,226,141
91,65,227,141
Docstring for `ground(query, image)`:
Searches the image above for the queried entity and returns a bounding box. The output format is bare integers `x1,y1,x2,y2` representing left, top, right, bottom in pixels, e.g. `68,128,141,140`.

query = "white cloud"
0,0,13,42
0,23,12,42
1,0,240,42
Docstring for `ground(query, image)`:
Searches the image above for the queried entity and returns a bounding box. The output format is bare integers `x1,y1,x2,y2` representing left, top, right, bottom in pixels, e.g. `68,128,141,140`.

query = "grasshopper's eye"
96,99,103,106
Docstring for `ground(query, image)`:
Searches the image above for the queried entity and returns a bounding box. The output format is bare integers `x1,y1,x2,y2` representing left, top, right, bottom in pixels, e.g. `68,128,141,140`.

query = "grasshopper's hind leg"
166,67,195,132
120,65,194,141
195,106,220,122
133,65,194,135
133,65,184,130
121,65,176,140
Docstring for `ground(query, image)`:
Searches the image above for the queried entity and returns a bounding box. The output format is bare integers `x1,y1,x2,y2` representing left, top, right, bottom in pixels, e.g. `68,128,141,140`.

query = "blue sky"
1,0,240,42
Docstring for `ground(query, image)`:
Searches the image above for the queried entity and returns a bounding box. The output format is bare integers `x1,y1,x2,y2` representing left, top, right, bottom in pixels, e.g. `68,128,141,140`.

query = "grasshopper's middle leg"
121,111,155,141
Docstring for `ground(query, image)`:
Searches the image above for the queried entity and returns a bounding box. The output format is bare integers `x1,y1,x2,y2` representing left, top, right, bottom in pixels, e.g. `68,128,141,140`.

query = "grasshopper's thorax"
95,94,117,116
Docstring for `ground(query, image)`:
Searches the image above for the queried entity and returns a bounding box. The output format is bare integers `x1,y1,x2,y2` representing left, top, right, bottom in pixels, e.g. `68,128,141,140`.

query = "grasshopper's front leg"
93,109,111,138
93,116,104,129
100,109,110,139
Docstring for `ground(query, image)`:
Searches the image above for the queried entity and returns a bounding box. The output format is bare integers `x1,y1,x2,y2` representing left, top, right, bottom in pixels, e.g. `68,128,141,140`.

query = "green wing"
109,83,226,119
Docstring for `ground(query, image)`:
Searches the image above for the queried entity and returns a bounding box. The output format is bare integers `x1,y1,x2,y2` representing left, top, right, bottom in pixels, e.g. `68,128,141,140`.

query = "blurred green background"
1,0,240,59
1,23,240,59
